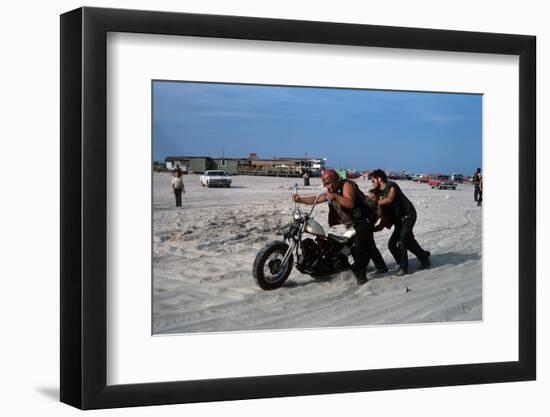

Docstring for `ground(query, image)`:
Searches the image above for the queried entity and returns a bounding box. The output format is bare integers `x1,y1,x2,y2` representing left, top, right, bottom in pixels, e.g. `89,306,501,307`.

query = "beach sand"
153,173,482,334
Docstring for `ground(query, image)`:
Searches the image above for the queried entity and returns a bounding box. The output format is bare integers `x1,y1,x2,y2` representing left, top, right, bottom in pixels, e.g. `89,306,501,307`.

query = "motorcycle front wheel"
252,241,294,290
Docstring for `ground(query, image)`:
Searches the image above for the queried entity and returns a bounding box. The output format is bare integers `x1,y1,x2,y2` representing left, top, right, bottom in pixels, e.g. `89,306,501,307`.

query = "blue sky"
153,81,482,174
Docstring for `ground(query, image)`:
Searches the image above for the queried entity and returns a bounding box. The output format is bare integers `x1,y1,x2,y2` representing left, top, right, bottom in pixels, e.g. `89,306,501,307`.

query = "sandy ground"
152,173,482,334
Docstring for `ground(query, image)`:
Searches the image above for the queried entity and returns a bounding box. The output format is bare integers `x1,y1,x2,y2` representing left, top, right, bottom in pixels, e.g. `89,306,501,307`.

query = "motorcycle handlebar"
290,187,326,217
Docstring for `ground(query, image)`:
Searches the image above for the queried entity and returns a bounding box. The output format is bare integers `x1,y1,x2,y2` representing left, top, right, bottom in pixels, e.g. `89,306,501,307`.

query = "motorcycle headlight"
292,209,302,221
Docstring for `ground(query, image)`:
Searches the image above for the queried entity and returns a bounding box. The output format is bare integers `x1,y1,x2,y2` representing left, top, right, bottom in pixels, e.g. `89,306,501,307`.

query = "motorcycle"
252,184,356,290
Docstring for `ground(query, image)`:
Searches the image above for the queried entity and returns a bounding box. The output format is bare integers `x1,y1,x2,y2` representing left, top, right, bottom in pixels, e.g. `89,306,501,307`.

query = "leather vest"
328,180,374,227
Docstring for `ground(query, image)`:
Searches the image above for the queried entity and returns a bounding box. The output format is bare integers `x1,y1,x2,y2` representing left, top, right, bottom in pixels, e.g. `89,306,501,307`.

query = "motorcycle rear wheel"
253,241,294,290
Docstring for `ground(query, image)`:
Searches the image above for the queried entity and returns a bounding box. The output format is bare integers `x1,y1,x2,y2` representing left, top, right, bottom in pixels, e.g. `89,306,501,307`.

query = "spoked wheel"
253,241,294,290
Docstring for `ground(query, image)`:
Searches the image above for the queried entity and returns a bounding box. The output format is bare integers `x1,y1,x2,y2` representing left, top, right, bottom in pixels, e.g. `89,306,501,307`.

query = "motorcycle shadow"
282,272,354,288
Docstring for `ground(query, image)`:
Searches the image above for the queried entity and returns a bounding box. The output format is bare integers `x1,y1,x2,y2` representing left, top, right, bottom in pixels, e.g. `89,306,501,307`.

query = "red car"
428,175,457,190
413,174,430,183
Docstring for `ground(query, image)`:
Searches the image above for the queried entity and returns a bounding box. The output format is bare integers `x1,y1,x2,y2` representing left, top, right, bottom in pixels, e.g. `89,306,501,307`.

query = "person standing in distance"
171,170,185,208
371,169,430,276
473,168,482,203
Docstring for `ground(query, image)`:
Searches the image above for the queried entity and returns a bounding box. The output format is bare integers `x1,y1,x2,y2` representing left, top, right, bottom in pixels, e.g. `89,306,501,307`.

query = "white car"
200,170,232,188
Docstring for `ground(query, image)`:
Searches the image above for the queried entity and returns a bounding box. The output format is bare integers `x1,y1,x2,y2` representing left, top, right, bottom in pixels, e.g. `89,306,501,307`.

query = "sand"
152,173,482,334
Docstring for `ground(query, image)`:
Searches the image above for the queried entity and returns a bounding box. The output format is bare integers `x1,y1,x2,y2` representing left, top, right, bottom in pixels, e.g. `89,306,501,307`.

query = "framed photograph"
60,7,536,409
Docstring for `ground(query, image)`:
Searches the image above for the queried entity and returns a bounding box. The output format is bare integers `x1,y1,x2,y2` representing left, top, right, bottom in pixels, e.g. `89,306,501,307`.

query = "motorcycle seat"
327,233,349,244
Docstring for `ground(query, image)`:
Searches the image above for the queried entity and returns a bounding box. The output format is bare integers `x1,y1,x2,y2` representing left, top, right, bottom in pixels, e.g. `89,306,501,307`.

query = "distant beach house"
238,155,325,176
164,156,239,175
164,154,325,177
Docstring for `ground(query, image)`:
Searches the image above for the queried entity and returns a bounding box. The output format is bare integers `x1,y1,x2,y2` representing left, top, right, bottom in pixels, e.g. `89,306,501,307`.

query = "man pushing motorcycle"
292,169,388,284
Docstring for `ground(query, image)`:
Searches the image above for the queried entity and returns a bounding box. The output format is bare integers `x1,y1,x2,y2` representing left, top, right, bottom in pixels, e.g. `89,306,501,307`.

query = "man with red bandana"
292,169,388,284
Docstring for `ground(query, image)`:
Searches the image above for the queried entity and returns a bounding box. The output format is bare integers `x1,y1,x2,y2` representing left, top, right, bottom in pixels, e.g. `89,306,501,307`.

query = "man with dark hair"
473,168,482,206
292,169,387,285
371,169,430,276
174,163,183,176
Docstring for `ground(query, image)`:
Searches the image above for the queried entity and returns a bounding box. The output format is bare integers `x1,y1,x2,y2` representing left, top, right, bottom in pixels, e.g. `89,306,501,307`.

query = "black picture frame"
60,6,536,410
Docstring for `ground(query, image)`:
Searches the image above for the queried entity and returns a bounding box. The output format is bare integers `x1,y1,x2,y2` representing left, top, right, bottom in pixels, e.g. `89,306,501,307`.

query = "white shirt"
171,177,184,189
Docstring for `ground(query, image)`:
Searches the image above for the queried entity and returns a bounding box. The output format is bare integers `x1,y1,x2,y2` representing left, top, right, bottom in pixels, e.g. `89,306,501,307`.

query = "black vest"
473,172,482,184
328,180,376,227
380,181,415,221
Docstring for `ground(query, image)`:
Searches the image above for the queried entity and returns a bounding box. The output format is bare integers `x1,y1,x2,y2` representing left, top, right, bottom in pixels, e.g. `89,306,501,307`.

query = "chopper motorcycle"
252,184,357,290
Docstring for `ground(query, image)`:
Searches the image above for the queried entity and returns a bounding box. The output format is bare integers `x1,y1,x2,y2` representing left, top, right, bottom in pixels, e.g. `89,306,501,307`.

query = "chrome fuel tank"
304,218,326,236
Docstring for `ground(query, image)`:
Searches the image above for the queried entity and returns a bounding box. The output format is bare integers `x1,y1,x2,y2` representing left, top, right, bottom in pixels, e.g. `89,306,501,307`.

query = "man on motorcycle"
292,169,388,284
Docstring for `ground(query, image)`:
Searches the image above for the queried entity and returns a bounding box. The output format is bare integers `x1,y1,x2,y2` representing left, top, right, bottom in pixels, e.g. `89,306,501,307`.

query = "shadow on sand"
282,272,351,288
389,251,481,275
282,251,480,287
427,251,480,266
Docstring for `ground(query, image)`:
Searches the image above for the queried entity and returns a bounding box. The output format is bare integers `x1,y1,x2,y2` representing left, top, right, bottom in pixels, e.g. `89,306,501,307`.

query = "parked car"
413,174,430,183
388,172,411,180
200,170,232,188
346,170,361,179
451,173,464,183
428,175,457,190
388,172,401,180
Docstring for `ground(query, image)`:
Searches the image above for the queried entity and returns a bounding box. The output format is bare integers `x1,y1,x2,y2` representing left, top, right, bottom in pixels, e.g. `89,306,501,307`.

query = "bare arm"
326,182,355,209
378,185,396,206
292,193,328,205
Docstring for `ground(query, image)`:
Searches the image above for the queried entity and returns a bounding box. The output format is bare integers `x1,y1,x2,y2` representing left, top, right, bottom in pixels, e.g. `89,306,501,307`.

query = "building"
237,155,326,176
274,157,325,174
164,156,239,174
212,158,239,174
164,155,325,177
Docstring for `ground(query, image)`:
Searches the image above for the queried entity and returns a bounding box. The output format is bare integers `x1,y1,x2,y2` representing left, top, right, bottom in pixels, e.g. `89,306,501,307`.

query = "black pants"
388,210,428,272
474,184,481,202
174,188,182,207
351,219,387,272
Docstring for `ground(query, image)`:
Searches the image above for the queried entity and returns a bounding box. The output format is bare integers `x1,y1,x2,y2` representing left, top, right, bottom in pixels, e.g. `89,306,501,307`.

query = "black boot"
420,251,431,269
369,267,389,278
353,266,368,285
395,268,408,277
